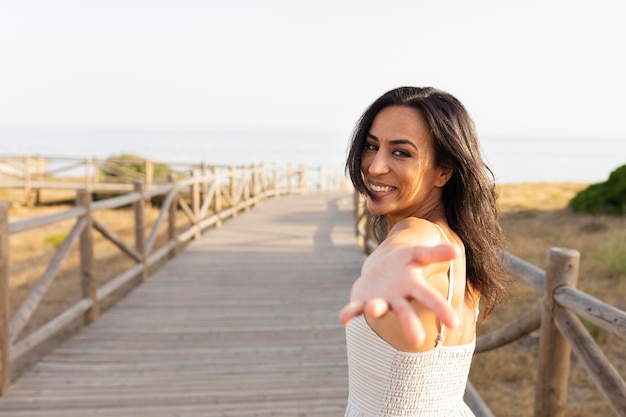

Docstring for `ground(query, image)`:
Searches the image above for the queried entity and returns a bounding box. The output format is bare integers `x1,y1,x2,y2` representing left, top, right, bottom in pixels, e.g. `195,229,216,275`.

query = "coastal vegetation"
569,164,626,215
99,153,173,181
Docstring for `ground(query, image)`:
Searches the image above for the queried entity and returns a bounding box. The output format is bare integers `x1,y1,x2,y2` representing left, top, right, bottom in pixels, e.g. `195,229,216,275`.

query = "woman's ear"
435,166,453,188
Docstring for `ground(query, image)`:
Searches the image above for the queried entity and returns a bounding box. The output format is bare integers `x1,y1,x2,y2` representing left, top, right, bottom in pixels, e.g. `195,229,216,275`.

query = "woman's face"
360,105,448,228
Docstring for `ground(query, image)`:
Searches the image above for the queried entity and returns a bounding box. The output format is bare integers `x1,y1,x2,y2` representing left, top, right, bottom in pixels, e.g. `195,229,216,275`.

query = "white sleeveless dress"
344,226,476,417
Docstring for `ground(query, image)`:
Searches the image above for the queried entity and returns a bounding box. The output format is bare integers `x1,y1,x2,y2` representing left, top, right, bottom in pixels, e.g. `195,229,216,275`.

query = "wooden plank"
0,204,9,394
0,192,360,416
555,309,626,416
10,300,92,363
92,218,142,263
554,285,626,341
9,218,87,344
476,305,542,353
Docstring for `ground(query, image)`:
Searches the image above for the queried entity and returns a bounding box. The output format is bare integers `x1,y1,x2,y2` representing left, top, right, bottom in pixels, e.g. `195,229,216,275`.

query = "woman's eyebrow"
367,133,417,150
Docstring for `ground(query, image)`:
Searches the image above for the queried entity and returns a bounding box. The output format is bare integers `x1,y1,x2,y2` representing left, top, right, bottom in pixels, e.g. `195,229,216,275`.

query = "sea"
0,127,624,185
0,127,350,180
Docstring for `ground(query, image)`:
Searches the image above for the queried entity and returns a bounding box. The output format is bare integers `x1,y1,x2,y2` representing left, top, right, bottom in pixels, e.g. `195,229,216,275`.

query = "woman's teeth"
370,184,394,192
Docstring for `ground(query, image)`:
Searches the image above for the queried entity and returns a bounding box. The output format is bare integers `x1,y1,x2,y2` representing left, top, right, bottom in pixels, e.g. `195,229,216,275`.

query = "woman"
339,86,507,416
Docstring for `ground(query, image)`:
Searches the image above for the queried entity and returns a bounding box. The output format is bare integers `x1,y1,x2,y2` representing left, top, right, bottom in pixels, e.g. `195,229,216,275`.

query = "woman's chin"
365,201,389,216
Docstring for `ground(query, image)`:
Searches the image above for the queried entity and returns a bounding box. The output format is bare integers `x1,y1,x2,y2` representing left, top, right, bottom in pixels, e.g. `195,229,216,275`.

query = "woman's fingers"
363,298,389,318
389,297,426,346
407,243,459,267
338,298,391,324
404,244,459,328
410,285,458,329
338,301,364,324
340,297,426,346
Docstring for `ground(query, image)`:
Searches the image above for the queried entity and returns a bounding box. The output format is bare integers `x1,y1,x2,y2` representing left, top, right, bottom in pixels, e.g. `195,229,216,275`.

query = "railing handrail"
353,193,626,417
0,163,350,394
0,154,344,207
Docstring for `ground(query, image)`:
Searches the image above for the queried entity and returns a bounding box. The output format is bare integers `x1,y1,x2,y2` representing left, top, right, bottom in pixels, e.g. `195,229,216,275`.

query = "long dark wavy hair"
346,86,507,317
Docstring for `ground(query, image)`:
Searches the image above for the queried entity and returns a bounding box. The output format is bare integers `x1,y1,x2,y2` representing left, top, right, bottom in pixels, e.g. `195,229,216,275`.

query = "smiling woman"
339,86,508,417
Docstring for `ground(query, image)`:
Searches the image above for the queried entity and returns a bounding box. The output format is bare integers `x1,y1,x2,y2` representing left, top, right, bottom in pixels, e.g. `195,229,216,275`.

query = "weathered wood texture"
0,193,363,416
534,248,579,417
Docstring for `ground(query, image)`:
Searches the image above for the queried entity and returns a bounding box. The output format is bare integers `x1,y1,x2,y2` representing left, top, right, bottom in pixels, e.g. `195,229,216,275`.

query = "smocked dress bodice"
344,316,475,416
344,225,476,417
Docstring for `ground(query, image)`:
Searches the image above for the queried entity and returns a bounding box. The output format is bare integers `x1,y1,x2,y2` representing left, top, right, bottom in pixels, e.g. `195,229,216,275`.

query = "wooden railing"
354,195,626,417
0,163,349,394
0,155,347,206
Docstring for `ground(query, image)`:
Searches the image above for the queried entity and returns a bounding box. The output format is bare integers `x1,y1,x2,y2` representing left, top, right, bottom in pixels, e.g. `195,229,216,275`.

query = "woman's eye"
393,149,411,158
365,143,377,151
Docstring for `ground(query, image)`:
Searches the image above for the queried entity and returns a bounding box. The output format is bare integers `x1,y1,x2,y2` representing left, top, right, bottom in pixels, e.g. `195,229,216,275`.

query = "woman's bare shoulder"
386,217,443,247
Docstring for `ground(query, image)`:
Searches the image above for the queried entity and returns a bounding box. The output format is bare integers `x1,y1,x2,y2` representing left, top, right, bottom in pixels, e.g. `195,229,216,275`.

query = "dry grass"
2,184,625,415
470,182,626,416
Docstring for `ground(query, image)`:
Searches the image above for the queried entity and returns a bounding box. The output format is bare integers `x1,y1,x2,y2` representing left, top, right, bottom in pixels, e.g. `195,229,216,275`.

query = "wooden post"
34,155,43,205
243,166,251,212
354,192,364,221
167,174,178,258
134,182,148,282
200,162,208,202
299,165,307,193
0,203,10,394
250,164,257,198
23,155,32,207
318,166,324,191
85,158,93,193
534,247,580,417
273,164,280,197
364,209,375,255
77,190,98,324
260,164,268,196
213,167,222,227
145,159,154,190
93,157,100,184
287,164,293,195
191,170,200,239
144,160,154,209
230,166,238,219
254,164,261,196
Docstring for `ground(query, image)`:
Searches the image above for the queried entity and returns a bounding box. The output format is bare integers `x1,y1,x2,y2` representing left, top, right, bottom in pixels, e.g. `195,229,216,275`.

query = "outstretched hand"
338,244,459,347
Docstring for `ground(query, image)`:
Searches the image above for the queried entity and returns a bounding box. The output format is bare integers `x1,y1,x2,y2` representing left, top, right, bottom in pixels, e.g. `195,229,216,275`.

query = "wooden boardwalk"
0,192,364,417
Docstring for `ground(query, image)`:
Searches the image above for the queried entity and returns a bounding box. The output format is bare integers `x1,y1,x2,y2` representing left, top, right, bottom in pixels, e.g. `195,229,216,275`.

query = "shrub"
100,153,172,182
569,164,626,215
98,153,174,206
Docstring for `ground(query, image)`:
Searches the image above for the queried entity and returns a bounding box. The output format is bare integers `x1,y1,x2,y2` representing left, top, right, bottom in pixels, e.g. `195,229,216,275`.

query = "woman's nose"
367,151,389,175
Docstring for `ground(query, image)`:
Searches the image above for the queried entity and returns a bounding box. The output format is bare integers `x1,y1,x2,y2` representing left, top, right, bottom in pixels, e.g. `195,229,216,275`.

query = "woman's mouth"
369,183,396,193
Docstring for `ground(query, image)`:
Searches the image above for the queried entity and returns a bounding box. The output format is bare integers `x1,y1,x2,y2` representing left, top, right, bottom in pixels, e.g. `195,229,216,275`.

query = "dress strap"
433,223,454,347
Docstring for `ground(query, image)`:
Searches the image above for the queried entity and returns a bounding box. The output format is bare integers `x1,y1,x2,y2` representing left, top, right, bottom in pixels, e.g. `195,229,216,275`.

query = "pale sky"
1,0,625,182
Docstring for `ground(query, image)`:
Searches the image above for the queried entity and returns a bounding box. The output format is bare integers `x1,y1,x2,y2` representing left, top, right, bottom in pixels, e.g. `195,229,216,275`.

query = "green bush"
569,164,626,215
100,153,172,181
98,153,174,206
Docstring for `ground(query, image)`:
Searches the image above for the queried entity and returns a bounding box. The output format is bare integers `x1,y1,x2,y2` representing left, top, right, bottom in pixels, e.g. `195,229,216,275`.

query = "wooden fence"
354,195,626,417
0,162,349,394
0,155,346,206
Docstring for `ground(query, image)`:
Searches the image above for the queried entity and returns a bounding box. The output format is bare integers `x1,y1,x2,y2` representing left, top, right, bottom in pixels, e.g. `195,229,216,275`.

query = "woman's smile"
368,182,396,194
